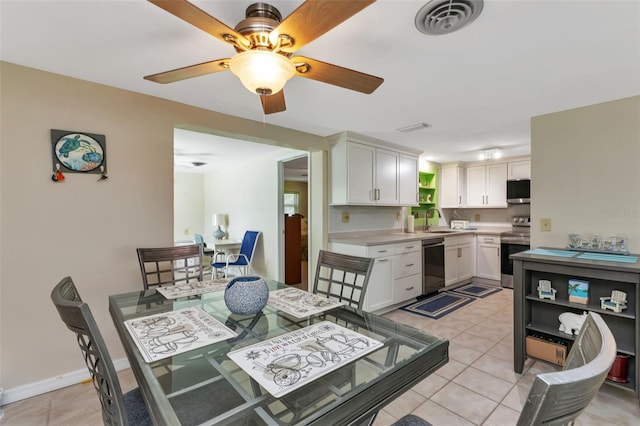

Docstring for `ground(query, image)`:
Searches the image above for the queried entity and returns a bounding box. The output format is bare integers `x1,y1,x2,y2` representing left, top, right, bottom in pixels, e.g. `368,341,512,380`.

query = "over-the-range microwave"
507,179,530,204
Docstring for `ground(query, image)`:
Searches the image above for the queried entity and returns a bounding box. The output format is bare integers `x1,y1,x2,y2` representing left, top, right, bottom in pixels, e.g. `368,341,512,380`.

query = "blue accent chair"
212,231,261,278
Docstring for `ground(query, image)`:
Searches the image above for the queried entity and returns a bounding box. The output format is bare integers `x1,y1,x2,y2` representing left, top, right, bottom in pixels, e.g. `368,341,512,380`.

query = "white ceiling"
2,0,639,165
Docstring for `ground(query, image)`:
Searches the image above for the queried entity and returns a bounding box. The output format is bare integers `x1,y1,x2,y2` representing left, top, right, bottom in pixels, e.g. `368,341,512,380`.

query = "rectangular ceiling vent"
397,122,432,133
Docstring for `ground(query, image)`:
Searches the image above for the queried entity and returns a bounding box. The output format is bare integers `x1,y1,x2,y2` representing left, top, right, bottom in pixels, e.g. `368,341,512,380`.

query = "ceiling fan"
144,0,384,114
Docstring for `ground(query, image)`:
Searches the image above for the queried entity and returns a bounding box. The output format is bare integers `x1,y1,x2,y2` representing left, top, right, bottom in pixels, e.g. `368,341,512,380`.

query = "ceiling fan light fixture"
229,50,296,95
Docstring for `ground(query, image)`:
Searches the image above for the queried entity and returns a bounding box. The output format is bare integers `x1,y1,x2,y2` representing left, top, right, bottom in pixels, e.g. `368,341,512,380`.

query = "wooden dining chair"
517,312,617,425
50,277,152,426
136,244,203,290
312,250,375,309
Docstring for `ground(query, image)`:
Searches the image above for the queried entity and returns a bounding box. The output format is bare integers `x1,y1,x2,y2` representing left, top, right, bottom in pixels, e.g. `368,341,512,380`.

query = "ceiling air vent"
415,0,484,35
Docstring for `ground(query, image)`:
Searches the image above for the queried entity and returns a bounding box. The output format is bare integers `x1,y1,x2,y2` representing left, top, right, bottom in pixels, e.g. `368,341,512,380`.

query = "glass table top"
109,280,448,425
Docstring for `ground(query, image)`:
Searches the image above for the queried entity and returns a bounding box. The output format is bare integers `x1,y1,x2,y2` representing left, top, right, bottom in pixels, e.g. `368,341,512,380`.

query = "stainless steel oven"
500,217,531,288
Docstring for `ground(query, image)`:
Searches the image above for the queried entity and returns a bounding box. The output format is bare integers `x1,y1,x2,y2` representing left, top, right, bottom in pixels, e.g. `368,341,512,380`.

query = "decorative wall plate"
51,129,107,174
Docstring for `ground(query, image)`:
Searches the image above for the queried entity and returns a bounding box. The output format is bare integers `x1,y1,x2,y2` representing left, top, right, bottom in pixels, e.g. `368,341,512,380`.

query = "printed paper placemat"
156,278,230,299
228,321,382,397
267,288,345,318
125,307,237,363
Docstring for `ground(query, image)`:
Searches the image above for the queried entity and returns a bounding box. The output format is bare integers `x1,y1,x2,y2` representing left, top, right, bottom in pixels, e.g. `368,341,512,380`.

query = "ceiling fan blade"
272,0,376,53
291,56,383,94
148,0,250,48
261,90,286,114
144,59,230,84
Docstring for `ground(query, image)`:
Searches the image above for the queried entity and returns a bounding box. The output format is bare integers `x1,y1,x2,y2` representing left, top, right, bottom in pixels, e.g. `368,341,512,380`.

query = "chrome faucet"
425,207,443,232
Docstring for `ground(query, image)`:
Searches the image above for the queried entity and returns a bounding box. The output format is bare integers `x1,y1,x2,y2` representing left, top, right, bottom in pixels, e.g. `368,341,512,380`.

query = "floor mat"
451,283,502,298
401,292,475,319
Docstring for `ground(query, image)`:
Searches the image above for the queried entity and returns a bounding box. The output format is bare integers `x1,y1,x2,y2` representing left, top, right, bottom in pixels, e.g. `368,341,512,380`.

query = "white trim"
1,358,130,405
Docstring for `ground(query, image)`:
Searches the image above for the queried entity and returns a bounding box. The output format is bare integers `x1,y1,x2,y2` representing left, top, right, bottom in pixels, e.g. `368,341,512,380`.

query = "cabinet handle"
458,195,461,205
416,193,420,204
484,238,493,242
377,250,388,253
406,263,414,267
497,248,500,257
378,258,390,262
486,195,489,205
406,286,415,291
369,189,374,201
458,247,461,257
405,245,415,249
376,188,381,200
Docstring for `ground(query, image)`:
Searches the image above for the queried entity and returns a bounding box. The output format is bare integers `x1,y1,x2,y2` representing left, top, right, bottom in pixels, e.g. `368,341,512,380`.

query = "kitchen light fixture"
397,122,432,133
479,147,502,160
229,50,296,95
212,214,226,240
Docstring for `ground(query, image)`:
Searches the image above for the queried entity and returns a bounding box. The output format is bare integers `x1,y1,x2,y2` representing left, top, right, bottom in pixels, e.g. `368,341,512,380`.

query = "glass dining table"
108,280,448,425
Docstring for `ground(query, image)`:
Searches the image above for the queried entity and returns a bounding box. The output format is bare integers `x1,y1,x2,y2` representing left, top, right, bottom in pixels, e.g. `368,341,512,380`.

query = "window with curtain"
284,192,299,215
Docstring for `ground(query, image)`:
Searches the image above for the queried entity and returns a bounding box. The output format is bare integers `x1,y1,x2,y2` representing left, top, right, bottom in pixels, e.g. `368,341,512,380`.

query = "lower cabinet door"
364,256,394,311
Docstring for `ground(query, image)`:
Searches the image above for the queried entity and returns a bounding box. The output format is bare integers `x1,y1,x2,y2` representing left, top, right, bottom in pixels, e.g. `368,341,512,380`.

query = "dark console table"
512,248,639,399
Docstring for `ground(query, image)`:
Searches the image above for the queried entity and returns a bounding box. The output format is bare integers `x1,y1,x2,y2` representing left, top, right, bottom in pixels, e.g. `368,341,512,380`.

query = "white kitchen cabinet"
392,245,422,303
329,131,420,206
476,234,501,281
399,154,419,205
508,160,531,180
465,163,507,208
330,240,422,312
444,234,475,286
440,163,465,208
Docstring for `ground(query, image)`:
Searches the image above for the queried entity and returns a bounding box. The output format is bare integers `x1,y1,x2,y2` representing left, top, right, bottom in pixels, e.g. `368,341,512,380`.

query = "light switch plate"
540,218,551,232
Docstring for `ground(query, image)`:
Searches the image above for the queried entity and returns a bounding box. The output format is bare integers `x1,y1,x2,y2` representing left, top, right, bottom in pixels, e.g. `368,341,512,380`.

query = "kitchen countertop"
330,226,509,246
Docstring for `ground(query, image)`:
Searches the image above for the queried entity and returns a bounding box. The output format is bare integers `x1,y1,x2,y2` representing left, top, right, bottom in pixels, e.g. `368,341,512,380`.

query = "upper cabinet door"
465,165,487,207
375,148,399,204
508,160,531,180
486,163,507,207
398,154,418,205
465,163,507,207
440,165,465,208
347,142,376,204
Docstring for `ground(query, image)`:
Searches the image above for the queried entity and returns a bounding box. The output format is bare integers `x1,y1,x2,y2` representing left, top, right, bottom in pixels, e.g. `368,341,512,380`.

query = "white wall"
174,172,204,243
0,61,327,401
531,96,640,251
202,149,302,279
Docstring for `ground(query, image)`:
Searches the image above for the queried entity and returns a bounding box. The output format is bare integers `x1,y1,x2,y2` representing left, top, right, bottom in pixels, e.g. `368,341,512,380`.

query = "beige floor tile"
411,373,449,398
501,383,530,412
448,342,484,365
482,404,521,425
0,392,51,426
471,353,521,384
420,323,463,340
431,382,498,424
465,324,511,342
412,400,475,426
451,332,498,353
453,367,515,403
433,359,467,381
484,342,514,362
372,408,399,425
383,389,427,417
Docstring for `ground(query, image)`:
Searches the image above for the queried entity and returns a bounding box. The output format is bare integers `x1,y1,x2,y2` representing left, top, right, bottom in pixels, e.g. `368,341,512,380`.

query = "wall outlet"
396,212,401,222
184,228,189,235
474,214,481,222
540,218,551,232
341,212,350,223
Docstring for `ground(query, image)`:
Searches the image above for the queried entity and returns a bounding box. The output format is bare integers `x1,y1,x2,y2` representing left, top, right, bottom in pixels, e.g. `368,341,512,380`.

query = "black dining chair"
136,243,204,289
312,250,375,309
517,312,617,425
50,276,152,426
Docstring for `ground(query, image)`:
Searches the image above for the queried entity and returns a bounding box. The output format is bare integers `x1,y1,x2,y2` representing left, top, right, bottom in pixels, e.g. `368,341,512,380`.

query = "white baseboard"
2,358,130,405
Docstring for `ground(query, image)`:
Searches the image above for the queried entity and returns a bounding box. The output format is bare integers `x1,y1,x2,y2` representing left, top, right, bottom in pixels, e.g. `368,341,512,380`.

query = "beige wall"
0,61,326,397
531,96,640,251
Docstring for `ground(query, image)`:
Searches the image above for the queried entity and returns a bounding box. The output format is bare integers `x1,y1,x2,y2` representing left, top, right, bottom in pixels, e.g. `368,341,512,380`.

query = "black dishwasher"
422,237,445,296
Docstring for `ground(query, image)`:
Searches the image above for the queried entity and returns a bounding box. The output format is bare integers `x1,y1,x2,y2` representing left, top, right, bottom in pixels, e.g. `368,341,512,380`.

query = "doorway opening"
280,155,309,290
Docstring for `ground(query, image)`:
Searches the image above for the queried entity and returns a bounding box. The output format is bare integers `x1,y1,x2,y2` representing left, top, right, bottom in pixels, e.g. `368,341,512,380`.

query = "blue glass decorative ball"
224,276,269,315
